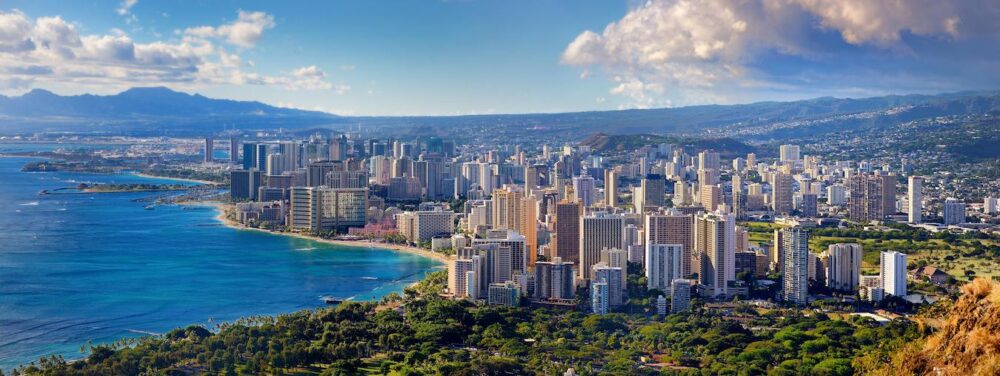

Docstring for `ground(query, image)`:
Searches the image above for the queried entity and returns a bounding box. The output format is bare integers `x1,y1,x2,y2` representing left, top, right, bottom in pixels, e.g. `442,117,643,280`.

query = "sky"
1,0,999,115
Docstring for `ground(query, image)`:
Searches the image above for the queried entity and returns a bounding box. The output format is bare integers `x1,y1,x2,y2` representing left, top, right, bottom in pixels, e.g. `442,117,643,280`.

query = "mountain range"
2,86,999,139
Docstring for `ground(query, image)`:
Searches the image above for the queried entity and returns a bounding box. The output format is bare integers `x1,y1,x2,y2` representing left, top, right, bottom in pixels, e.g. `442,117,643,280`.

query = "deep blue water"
0,144,440,370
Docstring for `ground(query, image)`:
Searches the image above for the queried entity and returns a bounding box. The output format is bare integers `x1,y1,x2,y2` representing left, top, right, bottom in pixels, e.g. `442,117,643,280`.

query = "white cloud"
0,9,336,95
116,0,138,16
183,10,274,48
563,0,996,107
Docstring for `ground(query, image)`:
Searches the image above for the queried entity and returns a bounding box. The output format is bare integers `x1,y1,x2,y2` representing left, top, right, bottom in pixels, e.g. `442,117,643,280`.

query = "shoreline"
192,201,452,265
132,172,219,185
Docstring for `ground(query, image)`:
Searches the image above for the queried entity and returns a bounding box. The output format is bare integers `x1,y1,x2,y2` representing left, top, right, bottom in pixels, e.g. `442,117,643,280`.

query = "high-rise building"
880,251,907,297
553,200,582,264
694,211,736,297
645,208,693,277
779,144,801,162
984,197,998,214
449,258,476,298
637,174,666,211
827,184,847,206
230,169,263,201
825,243,862,292
533,257,575,300
943,198,966,225
780,227,809,305
288,186,368,233
487,281,520,307
699,184,723,212
473,230,528,276
591,280,609,315
670,279,691,313
600,247,629,296
580,212,624,279
572,173,595,207
204,137,214,163
593,263,624,308
698,150,720,171
771,172,794,215
645,244,683,291
604,169,618,207
848,173,896,223
907,176,923,224
800,193,818,217
397,209,455,244
491,187,525,232
656,295,667,315
229,137,240,163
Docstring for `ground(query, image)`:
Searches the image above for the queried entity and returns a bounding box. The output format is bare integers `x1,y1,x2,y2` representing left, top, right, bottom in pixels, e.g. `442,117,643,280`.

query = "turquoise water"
0,144,441,370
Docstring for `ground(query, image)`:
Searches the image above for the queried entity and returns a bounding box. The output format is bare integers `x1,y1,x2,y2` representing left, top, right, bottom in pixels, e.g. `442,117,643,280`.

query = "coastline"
132,172,219,185
194,202,452,265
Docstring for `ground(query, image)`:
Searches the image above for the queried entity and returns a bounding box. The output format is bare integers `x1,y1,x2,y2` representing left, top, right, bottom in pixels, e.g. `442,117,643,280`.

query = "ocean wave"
296,247,317,251
19,201,39,206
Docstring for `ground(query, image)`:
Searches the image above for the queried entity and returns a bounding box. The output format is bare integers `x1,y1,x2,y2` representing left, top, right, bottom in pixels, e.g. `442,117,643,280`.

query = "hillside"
874,278,1000,376
580,133,757,158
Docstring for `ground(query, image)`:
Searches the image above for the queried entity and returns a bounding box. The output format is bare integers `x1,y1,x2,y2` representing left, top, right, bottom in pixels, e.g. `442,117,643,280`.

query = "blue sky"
1,0,999,115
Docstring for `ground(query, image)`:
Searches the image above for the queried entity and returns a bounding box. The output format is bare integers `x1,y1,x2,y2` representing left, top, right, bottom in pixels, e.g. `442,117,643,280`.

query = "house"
910,266,950,285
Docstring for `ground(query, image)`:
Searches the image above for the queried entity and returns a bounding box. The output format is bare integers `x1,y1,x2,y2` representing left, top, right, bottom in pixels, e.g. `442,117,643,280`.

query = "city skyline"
1,0,1000,115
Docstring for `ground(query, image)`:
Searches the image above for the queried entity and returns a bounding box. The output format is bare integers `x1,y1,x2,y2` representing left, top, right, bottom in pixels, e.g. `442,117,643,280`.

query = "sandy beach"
133,172,219,185
194,202,452,265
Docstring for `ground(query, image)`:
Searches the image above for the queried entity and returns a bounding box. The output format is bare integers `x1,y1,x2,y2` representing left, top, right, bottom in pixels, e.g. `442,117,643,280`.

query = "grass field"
741,222,1000,282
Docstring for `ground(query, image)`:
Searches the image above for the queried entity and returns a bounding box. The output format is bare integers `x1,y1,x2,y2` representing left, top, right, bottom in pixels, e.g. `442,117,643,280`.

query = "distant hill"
0,87,340,134
580,133,757,158
2,87,1000,139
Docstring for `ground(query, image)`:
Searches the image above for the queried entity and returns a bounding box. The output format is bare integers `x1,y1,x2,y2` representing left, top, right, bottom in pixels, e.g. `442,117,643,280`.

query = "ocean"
0,144,441,370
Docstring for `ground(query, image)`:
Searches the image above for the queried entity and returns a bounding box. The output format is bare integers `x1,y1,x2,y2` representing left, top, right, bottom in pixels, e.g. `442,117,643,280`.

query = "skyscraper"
907,176,923,223
781,227,809,304
880,251,907,297
229,137,240,163
670,279,691,313
779,144,801,162
580,212,624,279
943,198,966,225
699,184,723,212
825,243,862,292
204,137,213,163
553,200,582,264
591,280,609,315
533,257,575,300
645,208,693,277
638,174,665,211
848,173,897,223
694,211,736,297
771,172,794,215
593,264,624,308
645,244,683,291
572,173,595,207
604,169,618,207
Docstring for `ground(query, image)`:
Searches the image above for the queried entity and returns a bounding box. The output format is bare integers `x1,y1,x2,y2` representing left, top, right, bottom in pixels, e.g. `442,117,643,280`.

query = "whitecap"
19,201,39,206
296,247,317,251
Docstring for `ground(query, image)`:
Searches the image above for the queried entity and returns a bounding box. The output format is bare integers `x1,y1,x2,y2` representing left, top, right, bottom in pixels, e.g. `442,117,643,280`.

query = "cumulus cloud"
563,0,1000,107
0,9,341,95
183,10,274,48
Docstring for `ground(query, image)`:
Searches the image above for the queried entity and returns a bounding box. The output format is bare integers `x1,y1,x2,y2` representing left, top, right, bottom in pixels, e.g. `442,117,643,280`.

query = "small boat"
144,205,155,210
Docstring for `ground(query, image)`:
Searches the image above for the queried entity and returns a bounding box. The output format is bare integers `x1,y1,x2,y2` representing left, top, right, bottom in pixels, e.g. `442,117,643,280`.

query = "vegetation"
12,270,931,376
